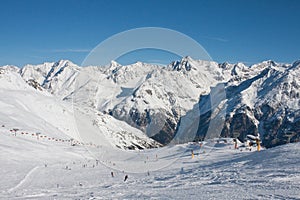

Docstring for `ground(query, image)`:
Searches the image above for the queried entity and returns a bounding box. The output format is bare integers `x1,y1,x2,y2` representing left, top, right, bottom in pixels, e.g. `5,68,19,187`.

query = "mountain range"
1,57,299,148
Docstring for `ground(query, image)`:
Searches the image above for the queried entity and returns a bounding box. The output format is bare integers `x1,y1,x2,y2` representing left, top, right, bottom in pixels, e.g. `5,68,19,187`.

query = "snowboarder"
124,175,128,182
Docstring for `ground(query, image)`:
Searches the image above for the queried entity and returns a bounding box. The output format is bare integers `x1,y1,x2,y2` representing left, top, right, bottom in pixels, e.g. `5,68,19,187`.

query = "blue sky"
0,0,299,67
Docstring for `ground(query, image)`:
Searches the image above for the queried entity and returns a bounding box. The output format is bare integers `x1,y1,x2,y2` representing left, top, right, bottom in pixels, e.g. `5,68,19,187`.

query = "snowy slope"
0,130,299,199
0,69,160,150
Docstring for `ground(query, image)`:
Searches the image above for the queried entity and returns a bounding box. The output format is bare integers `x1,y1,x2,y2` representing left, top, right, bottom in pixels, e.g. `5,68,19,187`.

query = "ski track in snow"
7,166,40,193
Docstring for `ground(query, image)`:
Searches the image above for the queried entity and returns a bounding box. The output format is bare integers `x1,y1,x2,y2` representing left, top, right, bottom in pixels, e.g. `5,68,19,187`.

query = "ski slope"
0,69,160,150
1,129,299,199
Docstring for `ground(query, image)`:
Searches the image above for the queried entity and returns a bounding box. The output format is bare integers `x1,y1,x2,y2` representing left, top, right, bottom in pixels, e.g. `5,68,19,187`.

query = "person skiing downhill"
124,175,128,182
191,150,194,159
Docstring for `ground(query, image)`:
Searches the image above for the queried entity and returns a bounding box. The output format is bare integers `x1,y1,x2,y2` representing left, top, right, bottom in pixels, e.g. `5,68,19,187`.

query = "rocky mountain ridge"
2,57,300,148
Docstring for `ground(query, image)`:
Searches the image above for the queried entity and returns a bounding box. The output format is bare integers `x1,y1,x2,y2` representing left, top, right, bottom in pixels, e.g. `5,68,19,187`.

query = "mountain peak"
261,60,277,67
170,56,194,71
53,60,77,68
0,65,19,72
110,60,121,68
181,56,193,61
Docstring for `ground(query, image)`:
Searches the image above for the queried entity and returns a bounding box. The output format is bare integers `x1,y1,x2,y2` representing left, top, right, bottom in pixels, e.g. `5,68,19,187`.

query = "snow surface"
1,129,299,199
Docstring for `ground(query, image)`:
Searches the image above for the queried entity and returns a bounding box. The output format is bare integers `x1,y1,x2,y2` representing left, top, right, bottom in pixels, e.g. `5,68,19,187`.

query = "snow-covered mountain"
2,57,300,148
0,68,160,150
197,60,300,148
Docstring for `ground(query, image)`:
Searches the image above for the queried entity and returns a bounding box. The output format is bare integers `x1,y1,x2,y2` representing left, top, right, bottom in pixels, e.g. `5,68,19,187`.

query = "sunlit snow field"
1,128,299,199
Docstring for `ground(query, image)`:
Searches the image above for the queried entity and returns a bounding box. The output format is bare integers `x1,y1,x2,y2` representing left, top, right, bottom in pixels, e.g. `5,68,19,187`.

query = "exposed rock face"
221,108,258,142
26,79,44,91
254,105,300,148
193,61,300,148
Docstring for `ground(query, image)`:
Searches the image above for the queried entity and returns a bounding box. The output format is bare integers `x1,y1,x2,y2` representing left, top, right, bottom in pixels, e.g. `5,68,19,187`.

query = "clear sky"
0,0,299,67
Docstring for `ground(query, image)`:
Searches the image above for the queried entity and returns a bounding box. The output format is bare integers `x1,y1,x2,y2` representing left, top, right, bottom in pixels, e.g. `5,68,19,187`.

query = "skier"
180,167,184,174
233,138,238,149
111,171,114,177
124,175,128,182
255,138,261,151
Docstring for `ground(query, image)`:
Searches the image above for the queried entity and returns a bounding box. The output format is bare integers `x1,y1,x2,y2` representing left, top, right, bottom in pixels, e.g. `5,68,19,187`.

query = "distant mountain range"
1,57,299,148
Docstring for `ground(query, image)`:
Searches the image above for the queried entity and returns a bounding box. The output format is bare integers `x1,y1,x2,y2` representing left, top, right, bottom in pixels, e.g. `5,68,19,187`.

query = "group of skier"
111,171,128,181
